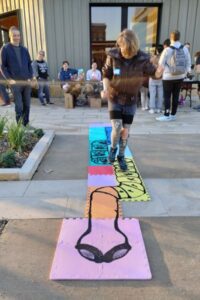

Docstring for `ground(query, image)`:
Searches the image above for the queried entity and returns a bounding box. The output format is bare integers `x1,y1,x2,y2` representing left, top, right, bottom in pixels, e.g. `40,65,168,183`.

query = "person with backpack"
156,30,191,121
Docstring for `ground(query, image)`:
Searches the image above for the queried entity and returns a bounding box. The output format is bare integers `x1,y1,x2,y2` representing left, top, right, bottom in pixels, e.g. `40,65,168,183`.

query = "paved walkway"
0,178,200,219
0,98,200,299
1,97,200,135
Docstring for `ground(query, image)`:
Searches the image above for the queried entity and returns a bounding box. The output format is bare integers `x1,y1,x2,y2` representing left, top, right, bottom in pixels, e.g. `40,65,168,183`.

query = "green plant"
33,128,44,138
0,116,7,137
7,120,26,152
0,150,16,168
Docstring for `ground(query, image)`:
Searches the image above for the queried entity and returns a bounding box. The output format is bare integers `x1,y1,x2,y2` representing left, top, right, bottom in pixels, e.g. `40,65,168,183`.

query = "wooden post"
89,97,102,108
64,93,74,109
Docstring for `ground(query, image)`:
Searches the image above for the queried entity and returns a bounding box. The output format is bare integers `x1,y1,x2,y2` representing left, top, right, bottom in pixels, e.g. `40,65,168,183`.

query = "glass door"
91,6,121,71
90,4,161,70
128,6,159,55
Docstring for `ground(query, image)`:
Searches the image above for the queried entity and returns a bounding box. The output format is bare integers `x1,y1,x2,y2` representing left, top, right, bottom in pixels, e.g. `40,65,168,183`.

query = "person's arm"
158,48,168,69
27,50,33,79
86,70,90,81
31,60,38,78
97,70,102,81
143,58,163,80
0,46,13,82
46,62,49,78
101,55,113,98
184,47,191,73
59,69,65,81
153,48,170,78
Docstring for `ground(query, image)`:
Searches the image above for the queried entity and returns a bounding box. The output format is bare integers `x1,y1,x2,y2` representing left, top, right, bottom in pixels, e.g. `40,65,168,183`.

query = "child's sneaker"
108,147,117,163
117,155,128,171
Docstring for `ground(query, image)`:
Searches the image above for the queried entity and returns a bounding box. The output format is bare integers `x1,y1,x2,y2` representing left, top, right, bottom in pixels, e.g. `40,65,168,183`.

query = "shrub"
7,120,26,152
33,128,44,138
0,150,16,168
0,116,7,138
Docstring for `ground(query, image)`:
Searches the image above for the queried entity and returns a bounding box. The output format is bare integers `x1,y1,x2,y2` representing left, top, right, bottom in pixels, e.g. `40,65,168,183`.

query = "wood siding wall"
1,0,200,78
0,0,47,61
44,0,200,78
43,0,90,79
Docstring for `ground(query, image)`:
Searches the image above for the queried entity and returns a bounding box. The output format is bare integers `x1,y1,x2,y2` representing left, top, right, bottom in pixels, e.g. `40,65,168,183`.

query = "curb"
0,130,55,181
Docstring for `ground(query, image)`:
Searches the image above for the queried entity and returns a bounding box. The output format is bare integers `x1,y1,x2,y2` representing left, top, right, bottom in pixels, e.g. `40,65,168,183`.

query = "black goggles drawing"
75,187,132,263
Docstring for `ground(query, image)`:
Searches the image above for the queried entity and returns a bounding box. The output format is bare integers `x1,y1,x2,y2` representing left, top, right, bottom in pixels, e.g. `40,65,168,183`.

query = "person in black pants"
0,26,33,125
156,30,191,121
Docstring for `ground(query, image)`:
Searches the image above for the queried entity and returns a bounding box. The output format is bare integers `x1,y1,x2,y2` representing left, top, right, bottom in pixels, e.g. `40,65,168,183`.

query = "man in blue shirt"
0,26,33,126
59,60,78,85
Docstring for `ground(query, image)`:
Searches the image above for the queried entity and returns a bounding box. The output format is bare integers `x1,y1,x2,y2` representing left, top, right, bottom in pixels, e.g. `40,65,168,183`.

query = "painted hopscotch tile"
114,158,151,202
88,166,114,175
85,187,122,218
50,218,152,280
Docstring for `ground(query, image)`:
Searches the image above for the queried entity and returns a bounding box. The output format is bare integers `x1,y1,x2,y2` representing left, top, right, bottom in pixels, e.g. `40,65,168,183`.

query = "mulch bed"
0,133,40,168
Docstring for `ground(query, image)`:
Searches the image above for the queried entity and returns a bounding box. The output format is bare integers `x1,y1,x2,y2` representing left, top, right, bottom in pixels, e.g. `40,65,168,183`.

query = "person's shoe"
193,104,200,109
170,115,176,121
117,155,128,171
156,109,162,113
41,102,46,106
108,147,117,163
156,115,171,121
47,101,54,104
149,109,155,114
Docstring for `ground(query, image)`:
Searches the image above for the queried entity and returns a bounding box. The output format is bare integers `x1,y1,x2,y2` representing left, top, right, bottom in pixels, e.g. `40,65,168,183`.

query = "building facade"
0,0,200,79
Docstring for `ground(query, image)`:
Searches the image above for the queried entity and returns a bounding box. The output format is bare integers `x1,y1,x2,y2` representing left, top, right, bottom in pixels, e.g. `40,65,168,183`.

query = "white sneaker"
156,115,171,121
156,109,161,113
141,107,146,111
149,109,155,114
170,115,176,121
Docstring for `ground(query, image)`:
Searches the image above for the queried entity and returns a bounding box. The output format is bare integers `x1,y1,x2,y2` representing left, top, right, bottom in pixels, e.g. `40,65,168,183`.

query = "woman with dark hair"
101,29,161,171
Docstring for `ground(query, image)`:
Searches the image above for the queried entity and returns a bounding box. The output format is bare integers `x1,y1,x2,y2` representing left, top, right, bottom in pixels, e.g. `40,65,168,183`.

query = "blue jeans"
38,79,50,104
11,84,31,126
0,84,10,104
149,79,163,110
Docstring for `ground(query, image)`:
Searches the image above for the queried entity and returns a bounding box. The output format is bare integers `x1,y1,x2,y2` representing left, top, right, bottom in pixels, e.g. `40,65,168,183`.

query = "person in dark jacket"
0,26,33,125
101,29,161,171
59,60,78,84
32,50,53,105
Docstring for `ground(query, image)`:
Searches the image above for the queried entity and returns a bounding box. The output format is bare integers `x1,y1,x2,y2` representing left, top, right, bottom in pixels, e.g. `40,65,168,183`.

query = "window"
128,7,159,53
91,6,121,71
90,4,161,70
